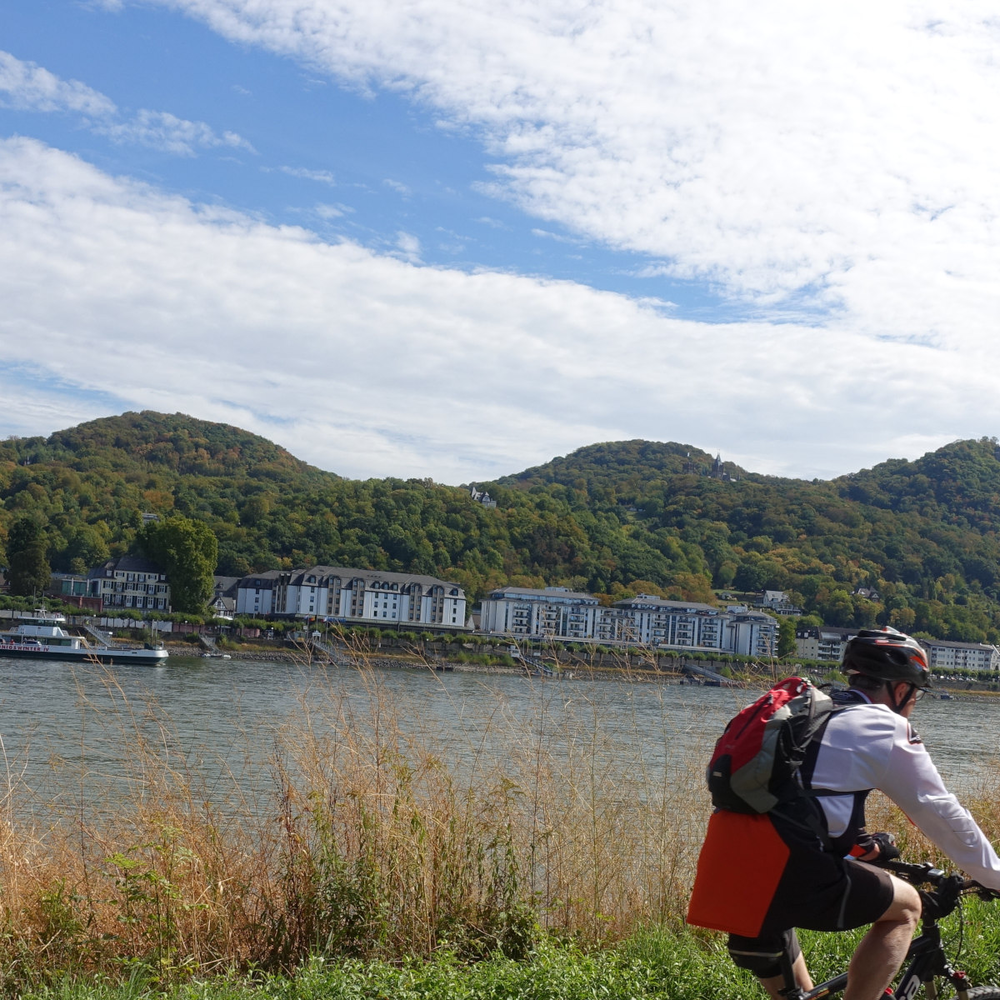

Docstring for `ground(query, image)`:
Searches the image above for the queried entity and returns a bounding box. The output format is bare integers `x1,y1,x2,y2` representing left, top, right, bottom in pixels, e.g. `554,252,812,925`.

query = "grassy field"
10,910,1000,1000
1,647,999,997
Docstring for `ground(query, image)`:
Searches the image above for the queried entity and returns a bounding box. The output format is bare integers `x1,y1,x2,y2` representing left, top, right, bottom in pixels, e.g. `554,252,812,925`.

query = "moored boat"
0,621,168,665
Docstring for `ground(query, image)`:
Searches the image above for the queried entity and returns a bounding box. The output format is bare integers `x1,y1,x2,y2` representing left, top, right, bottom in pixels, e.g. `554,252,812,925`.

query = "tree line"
3,412,1000,641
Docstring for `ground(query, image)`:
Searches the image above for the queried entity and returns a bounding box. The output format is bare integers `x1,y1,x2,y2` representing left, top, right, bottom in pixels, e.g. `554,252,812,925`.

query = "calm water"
0,654,997,826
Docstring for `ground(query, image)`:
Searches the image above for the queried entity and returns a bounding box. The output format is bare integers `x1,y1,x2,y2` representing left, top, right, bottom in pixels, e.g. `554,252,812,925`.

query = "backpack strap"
795,702,867,851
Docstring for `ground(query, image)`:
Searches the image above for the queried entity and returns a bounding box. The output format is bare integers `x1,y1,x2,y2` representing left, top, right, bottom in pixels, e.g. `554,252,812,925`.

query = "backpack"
707,676,836,815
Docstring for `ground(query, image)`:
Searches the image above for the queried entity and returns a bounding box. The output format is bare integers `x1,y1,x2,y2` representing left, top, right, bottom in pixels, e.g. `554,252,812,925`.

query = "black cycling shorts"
728,857,895,978
729,928,801,979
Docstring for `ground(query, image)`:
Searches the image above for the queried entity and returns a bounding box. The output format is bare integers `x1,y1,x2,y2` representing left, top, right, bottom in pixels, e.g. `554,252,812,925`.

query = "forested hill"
505,440,750,490
3,412,1000,642
21,411,321,481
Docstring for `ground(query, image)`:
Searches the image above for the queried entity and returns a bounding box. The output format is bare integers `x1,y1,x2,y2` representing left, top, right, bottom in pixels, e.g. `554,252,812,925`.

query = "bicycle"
777,859,1000,1000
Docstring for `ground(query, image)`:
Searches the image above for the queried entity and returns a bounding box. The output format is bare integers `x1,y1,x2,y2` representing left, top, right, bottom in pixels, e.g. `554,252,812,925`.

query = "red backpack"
707,676,836,815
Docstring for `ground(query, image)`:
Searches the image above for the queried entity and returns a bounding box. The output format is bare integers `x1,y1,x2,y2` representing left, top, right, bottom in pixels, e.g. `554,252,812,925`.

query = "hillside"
500,436,1000,640
3,413,1000,642
20,411,321,481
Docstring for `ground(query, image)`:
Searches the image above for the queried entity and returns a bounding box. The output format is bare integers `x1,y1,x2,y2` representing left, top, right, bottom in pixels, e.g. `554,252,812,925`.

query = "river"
1,654,998,828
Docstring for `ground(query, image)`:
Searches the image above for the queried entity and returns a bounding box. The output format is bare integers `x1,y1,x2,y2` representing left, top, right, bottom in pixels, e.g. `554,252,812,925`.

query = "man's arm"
879,722,1000,891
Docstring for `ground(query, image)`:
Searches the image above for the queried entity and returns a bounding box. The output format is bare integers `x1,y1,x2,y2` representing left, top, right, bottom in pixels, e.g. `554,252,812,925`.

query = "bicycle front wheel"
952,988,1000,1000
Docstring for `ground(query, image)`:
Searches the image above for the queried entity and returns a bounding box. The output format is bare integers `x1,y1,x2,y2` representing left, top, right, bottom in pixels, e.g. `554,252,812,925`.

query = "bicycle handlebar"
879,860,948,884
877,859,1000,908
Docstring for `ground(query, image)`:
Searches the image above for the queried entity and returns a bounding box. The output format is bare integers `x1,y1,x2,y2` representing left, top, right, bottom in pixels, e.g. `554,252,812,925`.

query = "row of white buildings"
480,587,779,656
62,558,1000,669
795,625,1000,672
234,566,468,628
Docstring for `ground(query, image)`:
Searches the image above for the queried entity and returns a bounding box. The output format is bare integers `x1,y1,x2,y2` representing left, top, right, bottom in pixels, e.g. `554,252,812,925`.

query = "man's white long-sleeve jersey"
810,697,1000,891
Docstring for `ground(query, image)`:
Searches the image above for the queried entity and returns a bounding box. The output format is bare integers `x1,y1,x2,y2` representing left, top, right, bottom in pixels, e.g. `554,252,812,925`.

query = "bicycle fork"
894,925,974,1000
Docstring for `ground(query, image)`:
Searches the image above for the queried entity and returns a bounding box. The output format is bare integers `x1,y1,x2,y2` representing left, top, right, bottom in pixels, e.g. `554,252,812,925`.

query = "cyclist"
687,626,1000,1000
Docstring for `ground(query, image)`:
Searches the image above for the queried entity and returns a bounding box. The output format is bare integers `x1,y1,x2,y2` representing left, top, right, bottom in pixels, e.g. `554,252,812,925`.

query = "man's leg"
843,876,921,1000
730,930,812,1000
759,952,813,1000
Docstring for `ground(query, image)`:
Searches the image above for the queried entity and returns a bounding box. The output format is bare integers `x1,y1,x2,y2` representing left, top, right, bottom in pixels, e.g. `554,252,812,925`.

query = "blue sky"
3,1,1000,483
5,0,729,310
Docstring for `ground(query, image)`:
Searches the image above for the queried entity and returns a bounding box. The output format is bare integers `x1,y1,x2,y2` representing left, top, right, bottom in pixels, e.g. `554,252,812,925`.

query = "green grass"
0,932,753,1000
13,906,1000,1000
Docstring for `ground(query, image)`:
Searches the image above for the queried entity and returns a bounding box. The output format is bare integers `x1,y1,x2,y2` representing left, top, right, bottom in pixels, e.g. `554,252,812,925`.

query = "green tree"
6,516,51,597
817,588,854,627
138,515,218,614
777,617,797,658
889,608,917,632
65,525,110,576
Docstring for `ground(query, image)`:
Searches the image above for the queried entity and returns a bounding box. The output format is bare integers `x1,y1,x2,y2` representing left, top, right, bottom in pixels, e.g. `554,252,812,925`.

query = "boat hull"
0,643,168,666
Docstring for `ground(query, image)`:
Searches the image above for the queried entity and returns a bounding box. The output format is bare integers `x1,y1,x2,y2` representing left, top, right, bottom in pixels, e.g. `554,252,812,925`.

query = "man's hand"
853,831,900,863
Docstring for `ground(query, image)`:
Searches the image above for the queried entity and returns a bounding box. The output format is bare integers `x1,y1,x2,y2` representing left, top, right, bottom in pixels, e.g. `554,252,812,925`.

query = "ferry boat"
0,621,168,665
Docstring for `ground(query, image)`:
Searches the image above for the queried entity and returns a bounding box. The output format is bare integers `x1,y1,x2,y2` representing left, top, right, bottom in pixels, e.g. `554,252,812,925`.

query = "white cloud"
279,165,337,185
531,228,578,244
0,368,116,441
383,178,411,195
140,0,1000,350
96,108,254,156
393,231,422,263
0,50,117,117
1,136,998,483
314,202,348,219
0,50,253,156
633,264,674,280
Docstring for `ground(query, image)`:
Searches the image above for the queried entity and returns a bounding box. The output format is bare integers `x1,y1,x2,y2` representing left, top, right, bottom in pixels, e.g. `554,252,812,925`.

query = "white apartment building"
479,587,601,638
479,589,777,656
235,566,467,629
608,595,777,656
602,595,725,646
235,569,282,617
87,555,171,612
795,626,857,662
795,629,1000,672
726,610,780,657
923,638,1000,673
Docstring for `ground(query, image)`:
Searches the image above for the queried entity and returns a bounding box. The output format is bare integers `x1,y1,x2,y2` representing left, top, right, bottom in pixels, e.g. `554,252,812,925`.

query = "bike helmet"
842,626,932,688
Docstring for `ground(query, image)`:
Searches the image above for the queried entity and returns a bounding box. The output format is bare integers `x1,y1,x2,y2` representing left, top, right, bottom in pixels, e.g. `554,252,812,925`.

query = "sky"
2,1,1000,485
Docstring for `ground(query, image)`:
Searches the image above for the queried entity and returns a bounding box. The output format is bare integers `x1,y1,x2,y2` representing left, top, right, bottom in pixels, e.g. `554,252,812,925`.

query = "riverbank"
171,639,1000,695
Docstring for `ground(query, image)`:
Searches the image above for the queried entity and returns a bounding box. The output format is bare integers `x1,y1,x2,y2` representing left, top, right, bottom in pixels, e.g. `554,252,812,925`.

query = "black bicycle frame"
779,919,971,1000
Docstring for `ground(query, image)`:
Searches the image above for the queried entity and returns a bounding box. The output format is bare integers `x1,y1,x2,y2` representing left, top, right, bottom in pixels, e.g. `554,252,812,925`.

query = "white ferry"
0,622,168,666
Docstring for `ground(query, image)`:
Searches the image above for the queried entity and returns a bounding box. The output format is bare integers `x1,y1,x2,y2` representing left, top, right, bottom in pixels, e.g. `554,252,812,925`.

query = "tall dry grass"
0,643,719,990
